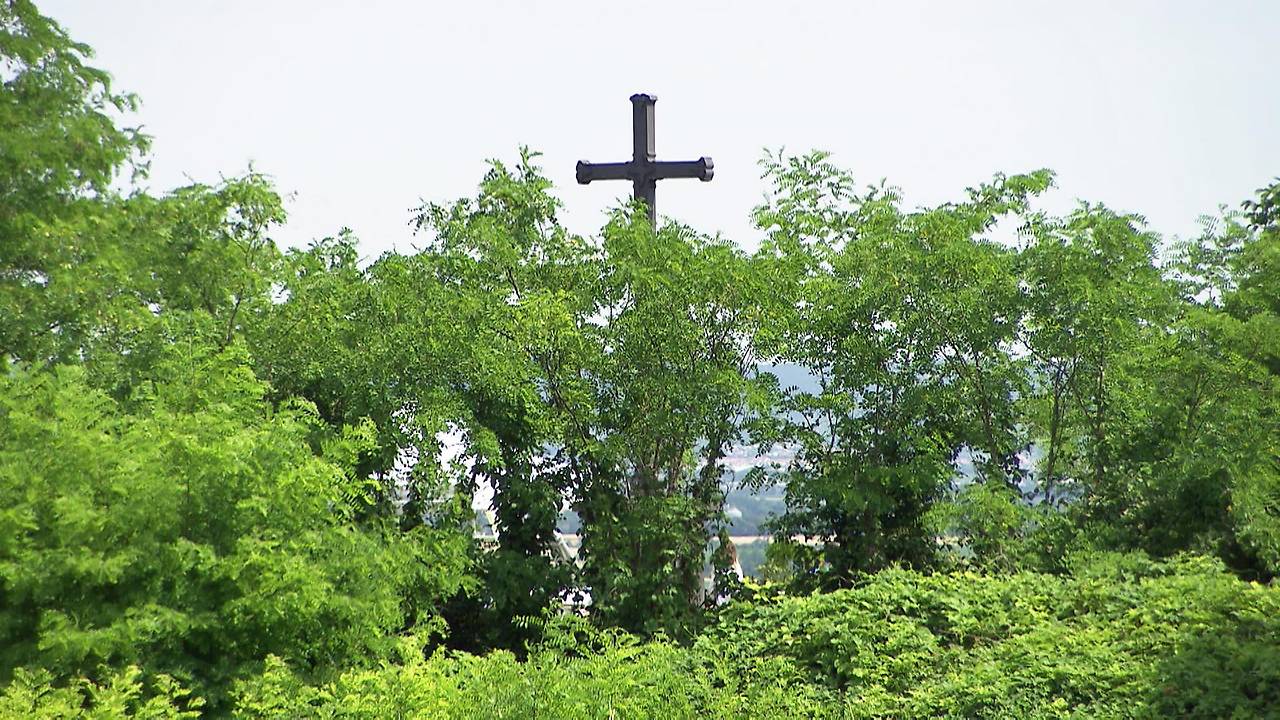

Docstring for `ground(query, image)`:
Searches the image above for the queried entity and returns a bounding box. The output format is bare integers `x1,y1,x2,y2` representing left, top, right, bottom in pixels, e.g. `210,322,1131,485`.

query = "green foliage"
1,177,281,377
1069,191,1279,578
706,554,1280,718
5,4,1280,715
1019,203,1176,512
929,481,1040,571
0,0,147,218
751,151,1053,585
0,666,199,719
0,351,471,710
747,152,1280,584
232,621,835,719
571,211,766,636
60,555,1259,718
263,153,770,641
3,0,141,368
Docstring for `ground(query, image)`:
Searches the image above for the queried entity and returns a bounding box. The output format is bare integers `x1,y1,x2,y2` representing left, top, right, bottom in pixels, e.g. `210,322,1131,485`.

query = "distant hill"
552,468,787,537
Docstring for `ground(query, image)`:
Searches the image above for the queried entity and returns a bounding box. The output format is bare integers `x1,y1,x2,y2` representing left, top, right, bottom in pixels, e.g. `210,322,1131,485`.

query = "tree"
0,0,146,225
1018,203,1176,514
2,0,146,366
406,152,595,646
572,210,766,635
0,347,472,711
1126,184,1280,576
751,152,1050,586
1,8,475,709
405,156,767,638
1,2,285,387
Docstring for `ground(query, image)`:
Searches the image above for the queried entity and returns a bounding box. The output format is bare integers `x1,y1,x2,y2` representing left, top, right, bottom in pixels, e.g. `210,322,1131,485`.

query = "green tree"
0,347,472,711
751,152,1050,586
404,157,766,638
407,152,596,646
2,2,285,388
572,210,766,635
1019,204,1176,514
1130,184,1280,576
0,0,146,229
2,0,145,366
255,154,599,647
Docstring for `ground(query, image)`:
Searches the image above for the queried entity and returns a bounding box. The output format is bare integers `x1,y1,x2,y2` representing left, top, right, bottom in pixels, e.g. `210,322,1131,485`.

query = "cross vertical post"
632,94,657,223
576,93,713,226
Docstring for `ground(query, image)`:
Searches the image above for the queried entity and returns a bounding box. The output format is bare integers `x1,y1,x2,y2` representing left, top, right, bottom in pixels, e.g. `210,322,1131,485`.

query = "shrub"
0,351,472,712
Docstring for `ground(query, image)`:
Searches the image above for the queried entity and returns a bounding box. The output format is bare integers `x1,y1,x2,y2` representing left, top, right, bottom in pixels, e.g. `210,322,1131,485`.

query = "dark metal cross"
576,93,713,226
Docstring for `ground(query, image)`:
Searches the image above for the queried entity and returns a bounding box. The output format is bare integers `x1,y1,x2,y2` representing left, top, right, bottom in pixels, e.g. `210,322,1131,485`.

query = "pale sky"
43,1,1280,259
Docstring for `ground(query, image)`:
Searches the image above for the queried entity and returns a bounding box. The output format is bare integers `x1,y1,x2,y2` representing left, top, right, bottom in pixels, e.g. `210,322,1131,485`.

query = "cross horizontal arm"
576,161,630,184
653,157,714,182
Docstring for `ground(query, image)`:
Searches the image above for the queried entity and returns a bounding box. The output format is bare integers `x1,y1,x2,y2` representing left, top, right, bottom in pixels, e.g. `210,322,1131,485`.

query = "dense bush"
0,351,471,712
232,555,1277,719
709,553,1280,718
232,631,833,719
9,554,1263,718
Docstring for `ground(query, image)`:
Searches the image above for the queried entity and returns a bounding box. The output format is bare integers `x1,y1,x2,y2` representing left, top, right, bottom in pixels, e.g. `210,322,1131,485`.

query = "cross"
576,93,713,226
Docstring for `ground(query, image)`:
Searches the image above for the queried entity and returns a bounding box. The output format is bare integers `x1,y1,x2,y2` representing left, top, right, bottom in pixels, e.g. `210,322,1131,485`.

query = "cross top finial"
576,93,713,225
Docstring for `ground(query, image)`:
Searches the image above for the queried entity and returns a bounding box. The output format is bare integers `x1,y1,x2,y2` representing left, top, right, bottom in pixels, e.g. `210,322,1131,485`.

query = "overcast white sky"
43,0,1280,258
